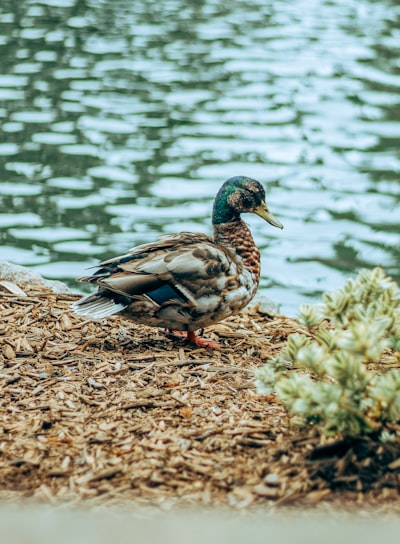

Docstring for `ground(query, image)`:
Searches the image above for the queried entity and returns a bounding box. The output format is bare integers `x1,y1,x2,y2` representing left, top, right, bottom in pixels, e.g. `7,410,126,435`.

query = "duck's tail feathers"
72,294,127,319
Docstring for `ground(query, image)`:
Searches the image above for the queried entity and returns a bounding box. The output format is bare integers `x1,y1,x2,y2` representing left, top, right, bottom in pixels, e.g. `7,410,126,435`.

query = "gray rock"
0,260,72,294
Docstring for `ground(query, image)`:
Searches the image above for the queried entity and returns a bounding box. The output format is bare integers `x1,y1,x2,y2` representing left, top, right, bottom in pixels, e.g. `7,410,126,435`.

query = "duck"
71,176,283,348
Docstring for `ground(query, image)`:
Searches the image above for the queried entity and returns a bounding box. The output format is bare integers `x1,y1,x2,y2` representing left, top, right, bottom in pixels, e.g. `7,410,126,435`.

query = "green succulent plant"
255,268,400,437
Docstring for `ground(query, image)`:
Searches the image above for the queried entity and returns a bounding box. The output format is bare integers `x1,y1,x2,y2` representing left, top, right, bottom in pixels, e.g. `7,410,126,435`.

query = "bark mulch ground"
0,281,399,512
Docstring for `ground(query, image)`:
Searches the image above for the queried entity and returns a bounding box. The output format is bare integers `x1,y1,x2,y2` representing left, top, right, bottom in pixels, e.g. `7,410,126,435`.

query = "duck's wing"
78,233,209,279
72,232,236,318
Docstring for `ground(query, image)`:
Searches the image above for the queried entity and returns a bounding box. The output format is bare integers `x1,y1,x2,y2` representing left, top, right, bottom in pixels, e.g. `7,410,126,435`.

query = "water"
0,0,399,316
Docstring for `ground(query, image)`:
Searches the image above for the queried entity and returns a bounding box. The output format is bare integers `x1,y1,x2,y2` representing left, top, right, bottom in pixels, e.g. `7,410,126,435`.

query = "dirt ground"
0,281,399,513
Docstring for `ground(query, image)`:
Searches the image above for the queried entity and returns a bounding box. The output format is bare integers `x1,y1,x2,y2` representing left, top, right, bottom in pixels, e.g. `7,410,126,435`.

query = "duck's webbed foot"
168,329,220,349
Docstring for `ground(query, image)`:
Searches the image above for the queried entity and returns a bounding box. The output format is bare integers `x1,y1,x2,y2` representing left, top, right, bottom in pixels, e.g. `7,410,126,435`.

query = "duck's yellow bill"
254,202,284,229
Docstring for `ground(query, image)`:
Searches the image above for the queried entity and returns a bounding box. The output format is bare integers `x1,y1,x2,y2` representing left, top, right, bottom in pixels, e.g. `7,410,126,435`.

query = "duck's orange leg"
168,330,220,349
186,330,220,349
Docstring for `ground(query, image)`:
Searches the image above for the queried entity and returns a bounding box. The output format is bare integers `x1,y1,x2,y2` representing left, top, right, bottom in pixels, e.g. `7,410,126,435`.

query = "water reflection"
0,0,399,315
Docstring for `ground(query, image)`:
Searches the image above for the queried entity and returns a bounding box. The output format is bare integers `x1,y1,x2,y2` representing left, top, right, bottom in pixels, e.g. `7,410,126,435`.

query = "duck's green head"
212,176,283,229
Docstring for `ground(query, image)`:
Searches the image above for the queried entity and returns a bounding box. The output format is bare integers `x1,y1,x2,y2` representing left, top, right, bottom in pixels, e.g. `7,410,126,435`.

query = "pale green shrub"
255,268,400,437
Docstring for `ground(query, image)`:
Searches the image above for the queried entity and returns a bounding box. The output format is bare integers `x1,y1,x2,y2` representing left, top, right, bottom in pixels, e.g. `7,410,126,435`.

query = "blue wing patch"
146,284,187,305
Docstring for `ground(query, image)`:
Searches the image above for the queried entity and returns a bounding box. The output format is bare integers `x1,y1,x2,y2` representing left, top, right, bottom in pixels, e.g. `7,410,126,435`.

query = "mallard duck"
72,176,283,348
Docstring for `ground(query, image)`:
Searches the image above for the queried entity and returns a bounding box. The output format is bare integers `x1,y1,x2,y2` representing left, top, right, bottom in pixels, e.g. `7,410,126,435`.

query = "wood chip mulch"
0,282,399,512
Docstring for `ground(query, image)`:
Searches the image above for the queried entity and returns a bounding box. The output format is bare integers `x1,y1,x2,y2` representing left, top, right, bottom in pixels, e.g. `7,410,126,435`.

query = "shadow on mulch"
0,282,399,512
307,433,400,493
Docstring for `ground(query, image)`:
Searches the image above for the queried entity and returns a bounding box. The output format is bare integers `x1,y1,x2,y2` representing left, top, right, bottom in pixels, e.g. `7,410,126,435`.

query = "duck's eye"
241,194,254,208
243,188,263,208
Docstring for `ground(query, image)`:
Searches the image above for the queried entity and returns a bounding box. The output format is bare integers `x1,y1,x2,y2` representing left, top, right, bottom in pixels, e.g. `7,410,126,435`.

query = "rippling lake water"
0,0,399,315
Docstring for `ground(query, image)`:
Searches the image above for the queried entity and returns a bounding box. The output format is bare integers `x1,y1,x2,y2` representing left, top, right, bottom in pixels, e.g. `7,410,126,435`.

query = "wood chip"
2,343,16,360
0,280,27,296
388,458,400,470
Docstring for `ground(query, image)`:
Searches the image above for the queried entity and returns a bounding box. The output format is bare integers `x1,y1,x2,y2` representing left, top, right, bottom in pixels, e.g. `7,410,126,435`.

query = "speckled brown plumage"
214,220,261,284
72,176,283,348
